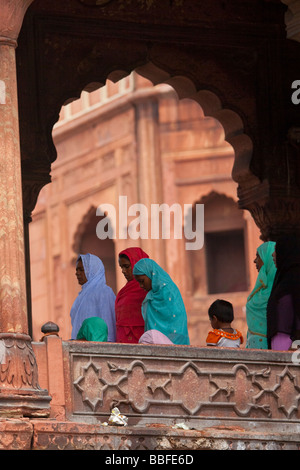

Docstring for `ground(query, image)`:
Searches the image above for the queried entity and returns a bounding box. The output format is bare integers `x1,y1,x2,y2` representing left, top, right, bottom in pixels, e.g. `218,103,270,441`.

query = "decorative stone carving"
31,418,300,450
0,333,51,416
67,342,300,431
0,0,33,45
281,0,300,42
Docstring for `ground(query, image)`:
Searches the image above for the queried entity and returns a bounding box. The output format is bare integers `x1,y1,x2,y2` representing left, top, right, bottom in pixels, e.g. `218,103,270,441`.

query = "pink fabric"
138,329,174,345
271,332,292,351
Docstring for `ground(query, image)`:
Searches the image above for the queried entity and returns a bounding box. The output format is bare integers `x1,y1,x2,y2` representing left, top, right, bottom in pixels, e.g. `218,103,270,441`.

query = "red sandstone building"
29,73,261,345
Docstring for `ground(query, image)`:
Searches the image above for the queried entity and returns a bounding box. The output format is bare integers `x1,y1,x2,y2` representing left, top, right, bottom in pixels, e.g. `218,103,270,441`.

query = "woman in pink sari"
115,247,149,343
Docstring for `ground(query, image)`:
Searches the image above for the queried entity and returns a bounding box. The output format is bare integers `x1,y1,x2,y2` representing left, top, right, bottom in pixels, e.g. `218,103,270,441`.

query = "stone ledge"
30,420,300,450
0,418,33,450
0,417,298,450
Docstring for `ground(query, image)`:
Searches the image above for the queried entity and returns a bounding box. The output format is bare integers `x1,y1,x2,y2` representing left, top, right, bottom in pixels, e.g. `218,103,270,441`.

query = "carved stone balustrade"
26,337,300,450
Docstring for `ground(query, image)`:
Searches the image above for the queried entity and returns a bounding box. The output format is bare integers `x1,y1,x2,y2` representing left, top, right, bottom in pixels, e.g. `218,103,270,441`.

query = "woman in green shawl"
76,317,108,342
245,241,276,349
133,258,190,345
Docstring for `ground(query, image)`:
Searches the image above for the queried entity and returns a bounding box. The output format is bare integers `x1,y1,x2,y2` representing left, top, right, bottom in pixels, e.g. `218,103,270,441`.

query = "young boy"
206,299,243,347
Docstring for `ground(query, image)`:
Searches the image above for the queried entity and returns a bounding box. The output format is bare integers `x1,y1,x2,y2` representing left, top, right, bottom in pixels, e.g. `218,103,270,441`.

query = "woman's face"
119,256,133,281
76,258,88,285
254,252,264,272
134,274,152,291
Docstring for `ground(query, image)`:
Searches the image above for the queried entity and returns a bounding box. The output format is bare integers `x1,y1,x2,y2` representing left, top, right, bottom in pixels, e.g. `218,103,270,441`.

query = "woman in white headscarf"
70,254,116,341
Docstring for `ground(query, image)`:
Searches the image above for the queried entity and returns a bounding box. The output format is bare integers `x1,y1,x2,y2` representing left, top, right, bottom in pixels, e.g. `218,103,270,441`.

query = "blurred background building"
29,72,261,345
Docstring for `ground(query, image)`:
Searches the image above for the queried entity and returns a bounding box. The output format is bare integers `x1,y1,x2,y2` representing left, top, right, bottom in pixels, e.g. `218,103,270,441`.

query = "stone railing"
29,334,300,449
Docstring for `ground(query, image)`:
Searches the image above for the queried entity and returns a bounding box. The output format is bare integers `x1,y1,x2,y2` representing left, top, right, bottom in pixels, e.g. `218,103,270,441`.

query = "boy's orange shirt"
206,329,244,345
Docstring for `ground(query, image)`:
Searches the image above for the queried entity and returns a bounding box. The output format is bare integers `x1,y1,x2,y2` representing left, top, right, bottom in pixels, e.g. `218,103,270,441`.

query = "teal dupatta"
133,259,190,345
246,241,276,349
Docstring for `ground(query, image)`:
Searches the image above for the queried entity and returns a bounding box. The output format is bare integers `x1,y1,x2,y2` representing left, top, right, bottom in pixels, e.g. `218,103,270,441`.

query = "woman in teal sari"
246,241,276,349
133,258,190,345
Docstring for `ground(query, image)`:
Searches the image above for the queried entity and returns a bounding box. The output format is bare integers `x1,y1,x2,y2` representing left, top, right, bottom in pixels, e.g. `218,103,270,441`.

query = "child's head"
208,299,234,329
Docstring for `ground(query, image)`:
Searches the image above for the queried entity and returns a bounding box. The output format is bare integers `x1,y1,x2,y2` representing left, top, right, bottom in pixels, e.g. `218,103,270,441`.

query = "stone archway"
186,191,249,297
57,66,258,202
135,63,257,191
17,0,300,244
73,206,117,293
15,0,300,346
17,9,263,225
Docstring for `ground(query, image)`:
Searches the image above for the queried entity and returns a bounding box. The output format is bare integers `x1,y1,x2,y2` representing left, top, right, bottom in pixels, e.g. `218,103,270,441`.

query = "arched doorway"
73,207,117,294
203,192,248,295
187,192,249,298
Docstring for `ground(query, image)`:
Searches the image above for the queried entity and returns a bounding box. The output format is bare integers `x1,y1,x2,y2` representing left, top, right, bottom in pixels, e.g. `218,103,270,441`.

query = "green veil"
133,258,190,345
246,241,276,349
76,317,108,342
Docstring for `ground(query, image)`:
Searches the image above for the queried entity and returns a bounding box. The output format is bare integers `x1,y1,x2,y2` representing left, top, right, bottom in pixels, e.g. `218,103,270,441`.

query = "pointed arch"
185,191,249,296
72,205,117,293
53,60,259,195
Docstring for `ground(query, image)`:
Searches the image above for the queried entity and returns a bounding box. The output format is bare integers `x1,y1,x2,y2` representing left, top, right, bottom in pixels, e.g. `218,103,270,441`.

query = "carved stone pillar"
0,0,51,416
236,128,300,241
281,0,300,42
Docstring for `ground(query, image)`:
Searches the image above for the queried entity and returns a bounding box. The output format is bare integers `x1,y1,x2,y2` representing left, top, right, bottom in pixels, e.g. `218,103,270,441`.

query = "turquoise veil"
133,258,190,345
246,241,276,348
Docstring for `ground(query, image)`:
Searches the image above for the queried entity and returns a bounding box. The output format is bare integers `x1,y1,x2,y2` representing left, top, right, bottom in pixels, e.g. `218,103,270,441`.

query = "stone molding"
30,420,300,450
0,333,51,417
0,417,299,450
0,0,34,45
282,0,300,42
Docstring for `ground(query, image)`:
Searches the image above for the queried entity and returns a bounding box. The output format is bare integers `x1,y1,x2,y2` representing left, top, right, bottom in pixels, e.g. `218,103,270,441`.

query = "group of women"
70,234,300,351
70,247,190,346
246,234,300,351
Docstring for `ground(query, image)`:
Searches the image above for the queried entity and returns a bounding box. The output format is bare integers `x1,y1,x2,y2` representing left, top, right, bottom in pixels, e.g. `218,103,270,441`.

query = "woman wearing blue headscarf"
133,258,190,345
70,254,116,341
245,241,276,349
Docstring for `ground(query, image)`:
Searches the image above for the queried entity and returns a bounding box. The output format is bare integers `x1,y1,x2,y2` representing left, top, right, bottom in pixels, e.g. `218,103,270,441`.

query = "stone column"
133,91,166,267
0,0,51,416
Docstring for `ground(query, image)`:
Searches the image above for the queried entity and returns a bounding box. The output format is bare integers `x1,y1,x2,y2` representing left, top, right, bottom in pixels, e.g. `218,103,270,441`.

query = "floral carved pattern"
70,349,300,424
0,334,40,389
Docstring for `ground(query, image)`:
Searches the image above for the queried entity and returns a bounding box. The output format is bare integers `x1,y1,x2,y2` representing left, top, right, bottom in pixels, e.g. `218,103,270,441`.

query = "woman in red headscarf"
115,247,149,343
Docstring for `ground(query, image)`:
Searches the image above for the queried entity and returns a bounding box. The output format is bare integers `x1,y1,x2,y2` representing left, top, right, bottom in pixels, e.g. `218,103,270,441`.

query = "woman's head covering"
80,253,106,282
115,248,149,342
246,241,276,342
247,241,276,305
119,247,149,270
76,317,108,342
133,258,190,345
267,235,300,343
70,254,116,341
138,329,174,345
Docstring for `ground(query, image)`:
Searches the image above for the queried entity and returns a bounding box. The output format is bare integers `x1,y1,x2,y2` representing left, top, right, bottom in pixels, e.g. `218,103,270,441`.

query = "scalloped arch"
58,61,259,188
185,190,246,225
72,206,97,254
72,205,116,255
